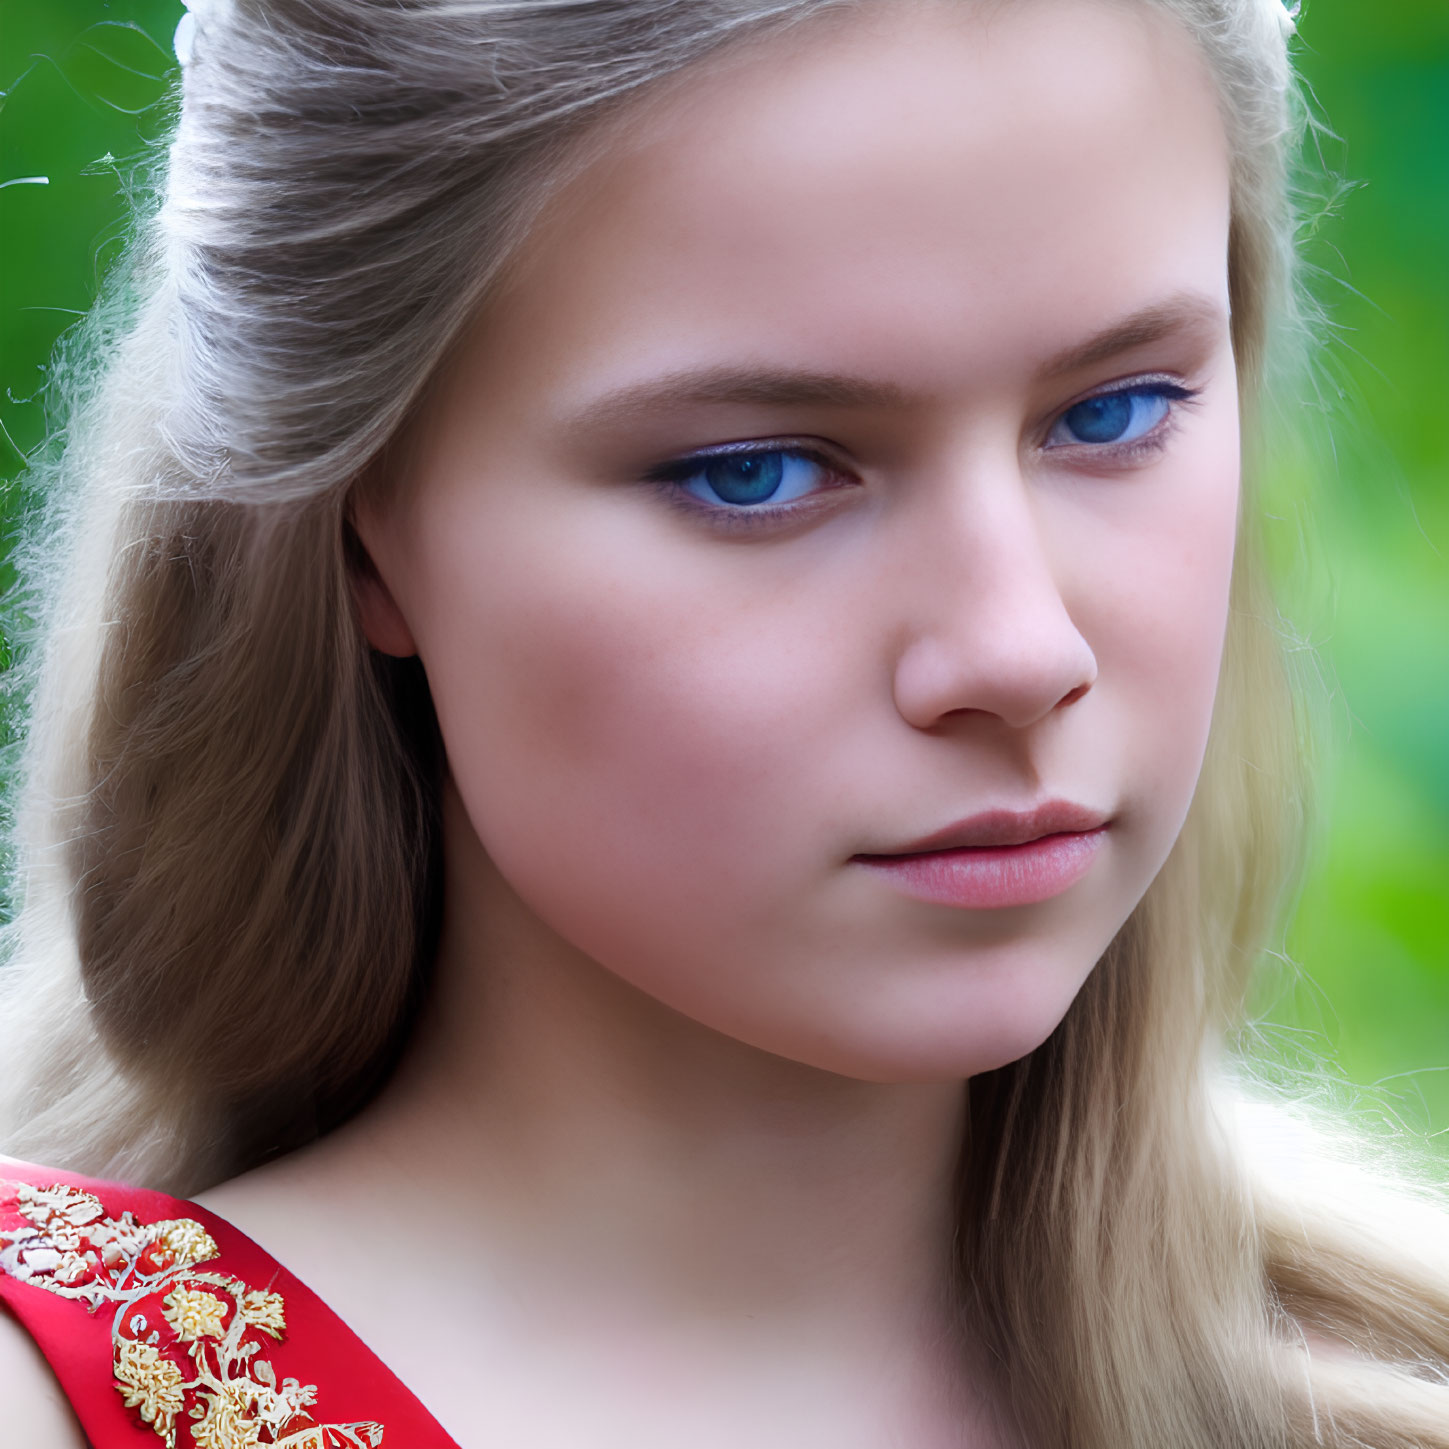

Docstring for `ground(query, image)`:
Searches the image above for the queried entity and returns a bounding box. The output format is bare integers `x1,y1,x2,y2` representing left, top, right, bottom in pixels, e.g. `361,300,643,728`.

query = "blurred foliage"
1248,0,1449,1152
1,2,1446,1143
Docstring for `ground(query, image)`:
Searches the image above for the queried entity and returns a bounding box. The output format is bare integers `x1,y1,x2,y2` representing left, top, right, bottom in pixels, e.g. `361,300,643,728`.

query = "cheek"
1068,408,1241,826
408,489,851,954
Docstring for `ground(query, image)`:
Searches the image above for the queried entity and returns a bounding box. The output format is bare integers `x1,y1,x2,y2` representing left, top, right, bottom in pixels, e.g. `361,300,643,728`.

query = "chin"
777,983,1090,1086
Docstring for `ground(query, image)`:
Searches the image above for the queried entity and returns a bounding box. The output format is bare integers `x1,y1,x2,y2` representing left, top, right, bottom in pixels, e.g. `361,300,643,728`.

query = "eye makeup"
1038,373,1203,468
638,371,1205,532
642,439,860,534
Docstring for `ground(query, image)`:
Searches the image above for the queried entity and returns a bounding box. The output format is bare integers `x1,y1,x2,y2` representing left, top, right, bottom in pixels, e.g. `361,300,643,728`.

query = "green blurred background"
2,2,1446,1144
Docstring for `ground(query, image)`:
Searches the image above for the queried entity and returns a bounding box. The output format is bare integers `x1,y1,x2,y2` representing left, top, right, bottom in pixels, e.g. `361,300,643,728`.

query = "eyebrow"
1039,293,1227,378
559,368,909,435
559,293,1226,433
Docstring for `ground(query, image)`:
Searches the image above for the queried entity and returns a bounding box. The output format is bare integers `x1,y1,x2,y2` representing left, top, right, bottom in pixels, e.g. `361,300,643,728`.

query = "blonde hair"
2,2,1446,1444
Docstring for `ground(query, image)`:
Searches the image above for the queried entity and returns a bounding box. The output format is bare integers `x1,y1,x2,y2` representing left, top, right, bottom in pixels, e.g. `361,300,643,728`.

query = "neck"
355,782,968,1332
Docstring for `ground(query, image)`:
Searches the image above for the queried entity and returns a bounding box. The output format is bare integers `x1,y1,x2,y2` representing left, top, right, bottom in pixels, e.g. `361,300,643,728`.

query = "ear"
344,509,419,659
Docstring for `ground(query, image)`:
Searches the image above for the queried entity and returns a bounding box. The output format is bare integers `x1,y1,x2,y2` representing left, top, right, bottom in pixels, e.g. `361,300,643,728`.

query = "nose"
888,464,1098,732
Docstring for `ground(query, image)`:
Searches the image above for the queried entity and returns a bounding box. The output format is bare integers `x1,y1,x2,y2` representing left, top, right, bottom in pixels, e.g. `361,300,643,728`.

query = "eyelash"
643,442,852,534
1044,376,1202,464
644,377,1202,531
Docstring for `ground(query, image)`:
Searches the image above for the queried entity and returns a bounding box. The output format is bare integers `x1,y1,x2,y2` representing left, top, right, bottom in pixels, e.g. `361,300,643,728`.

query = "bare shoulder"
0,1304,89,1446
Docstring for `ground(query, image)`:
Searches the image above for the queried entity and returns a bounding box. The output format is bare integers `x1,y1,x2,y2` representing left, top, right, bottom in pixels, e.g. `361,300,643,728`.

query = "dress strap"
0,1158,461,1448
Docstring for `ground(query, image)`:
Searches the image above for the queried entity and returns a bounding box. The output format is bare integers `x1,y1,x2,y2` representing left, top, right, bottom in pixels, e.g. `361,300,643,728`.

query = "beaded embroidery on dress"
1,1178,386,1449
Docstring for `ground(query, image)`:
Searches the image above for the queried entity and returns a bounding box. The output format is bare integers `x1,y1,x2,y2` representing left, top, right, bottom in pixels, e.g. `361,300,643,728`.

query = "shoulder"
0,1302,88,1446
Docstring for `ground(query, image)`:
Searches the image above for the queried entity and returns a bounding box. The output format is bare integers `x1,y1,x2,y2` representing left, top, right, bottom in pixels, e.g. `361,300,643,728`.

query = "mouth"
850,801,1110,910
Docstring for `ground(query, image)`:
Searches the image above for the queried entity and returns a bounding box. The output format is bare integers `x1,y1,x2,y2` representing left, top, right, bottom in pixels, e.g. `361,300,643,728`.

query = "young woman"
1,0,1446,1444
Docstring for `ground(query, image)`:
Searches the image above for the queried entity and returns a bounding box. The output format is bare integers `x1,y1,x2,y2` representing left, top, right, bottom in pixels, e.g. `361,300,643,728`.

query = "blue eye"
1048,385,1182,448
669,448,832,509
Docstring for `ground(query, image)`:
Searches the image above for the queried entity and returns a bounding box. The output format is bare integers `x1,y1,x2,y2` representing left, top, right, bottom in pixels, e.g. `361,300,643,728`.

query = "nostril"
1059,683,1092,708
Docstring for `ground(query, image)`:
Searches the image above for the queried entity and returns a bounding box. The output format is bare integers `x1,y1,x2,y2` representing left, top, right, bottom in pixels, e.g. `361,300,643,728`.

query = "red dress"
0,1159,461,1447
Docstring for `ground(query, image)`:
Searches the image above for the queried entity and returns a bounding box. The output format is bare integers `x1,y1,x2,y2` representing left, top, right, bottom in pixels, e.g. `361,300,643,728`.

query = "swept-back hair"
2,3,1446,1444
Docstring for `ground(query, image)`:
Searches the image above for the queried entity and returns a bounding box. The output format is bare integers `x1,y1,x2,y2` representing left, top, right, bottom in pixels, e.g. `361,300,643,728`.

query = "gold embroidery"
164,1285,231,1341
1,1181,385,1449
116,1339,189,1441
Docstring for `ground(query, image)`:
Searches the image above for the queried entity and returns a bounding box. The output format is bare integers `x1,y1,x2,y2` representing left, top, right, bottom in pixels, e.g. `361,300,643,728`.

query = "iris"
702,452,785,505
663,448,831,509
1055,388,1171,446
1064,393,1133,443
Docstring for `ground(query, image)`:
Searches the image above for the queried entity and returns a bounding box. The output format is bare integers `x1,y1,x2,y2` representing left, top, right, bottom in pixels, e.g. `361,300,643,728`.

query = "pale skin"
5,0,1256,1441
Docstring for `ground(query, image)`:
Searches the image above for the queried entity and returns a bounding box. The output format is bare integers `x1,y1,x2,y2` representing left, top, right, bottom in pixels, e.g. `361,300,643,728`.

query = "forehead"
470,0,1231,410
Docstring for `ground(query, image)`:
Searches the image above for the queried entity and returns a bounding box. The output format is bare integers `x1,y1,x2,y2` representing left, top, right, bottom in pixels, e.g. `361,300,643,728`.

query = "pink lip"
851,802,1110,909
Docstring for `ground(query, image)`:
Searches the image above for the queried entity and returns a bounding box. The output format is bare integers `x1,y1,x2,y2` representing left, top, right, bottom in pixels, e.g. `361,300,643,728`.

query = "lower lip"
852,829,1107,909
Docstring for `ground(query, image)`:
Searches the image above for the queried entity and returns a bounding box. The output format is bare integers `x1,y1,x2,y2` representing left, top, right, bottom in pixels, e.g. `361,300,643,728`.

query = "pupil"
704,452,785,504
1066,393,1133,444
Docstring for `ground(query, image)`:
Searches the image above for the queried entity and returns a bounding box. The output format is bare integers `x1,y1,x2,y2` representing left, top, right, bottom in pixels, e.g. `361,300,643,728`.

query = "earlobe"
345,516,419,659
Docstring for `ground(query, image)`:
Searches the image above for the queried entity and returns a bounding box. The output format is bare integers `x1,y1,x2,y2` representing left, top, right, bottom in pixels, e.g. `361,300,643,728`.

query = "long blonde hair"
2,2,1446,1444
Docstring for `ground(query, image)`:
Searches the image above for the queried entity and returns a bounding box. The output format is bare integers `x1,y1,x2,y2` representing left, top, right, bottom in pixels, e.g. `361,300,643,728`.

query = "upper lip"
856,800,1110,857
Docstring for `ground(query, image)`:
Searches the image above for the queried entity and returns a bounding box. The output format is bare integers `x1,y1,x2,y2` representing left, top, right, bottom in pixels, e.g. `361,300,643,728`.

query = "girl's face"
356,0,1240,1082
